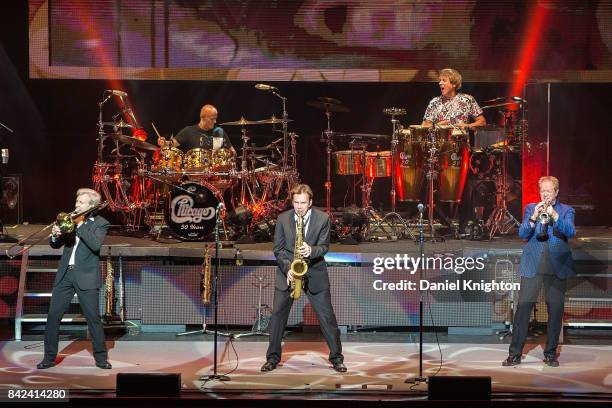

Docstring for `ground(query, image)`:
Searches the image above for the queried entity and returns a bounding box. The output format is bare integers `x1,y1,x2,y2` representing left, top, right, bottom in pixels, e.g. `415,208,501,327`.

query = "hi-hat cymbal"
306,100,350,113
383,107,407,116
256,115,294,125
219,117,260,126
483,96,506,104
106,133,158,151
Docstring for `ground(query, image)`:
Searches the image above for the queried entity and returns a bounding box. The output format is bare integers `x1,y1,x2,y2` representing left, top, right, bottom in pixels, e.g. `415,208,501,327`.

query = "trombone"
5,201,108,259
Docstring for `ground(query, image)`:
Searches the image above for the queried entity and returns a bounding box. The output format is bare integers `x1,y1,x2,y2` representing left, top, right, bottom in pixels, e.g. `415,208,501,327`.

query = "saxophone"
202,245,212,305
103,255,114,323
289,214,308,299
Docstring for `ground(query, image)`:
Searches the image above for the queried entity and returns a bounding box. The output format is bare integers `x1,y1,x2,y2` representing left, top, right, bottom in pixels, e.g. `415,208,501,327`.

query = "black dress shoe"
543,355,559,367
501,355,521,367
332,362,347,373
260,361,277,372
36,361,56,369
95,361,112,369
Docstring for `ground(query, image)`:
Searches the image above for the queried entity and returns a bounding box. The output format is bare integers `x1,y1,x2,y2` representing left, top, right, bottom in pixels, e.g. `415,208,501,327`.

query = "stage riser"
5,253,610,328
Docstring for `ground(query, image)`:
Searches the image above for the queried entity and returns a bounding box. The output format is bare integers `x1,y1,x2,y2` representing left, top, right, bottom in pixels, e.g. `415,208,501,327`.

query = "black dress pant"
266,284,343,364
43,267,108,363
509,261,567,358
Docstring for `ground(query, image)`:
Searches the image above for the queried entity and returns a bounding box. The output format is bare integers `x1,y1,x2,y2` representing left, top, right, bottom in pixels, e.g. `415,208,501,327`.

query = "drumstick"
151,122,163,139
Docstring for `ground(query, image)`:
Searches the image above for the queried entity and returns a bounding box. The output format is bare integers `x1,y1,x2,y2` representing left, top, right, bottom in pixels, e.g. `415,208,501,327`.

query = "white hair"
77,188,101,206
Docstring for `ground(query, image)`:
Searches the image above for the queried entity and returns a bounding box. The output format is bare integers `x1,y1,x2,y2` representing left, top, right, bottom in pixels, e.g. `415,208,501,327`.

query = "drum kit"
93,90,298,242
92,90,525,243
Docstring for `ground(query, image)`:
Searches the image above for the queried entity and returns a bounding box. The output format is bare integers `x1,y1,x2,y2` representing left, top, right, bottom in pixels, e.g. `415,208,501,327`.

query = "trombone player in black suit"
37,188,111,369
261,184,346,373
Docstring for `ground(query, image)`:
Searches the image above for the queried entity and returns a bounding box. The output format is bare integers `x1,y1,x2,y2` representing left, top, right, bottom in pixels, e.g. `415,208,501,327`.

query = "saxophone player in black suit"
37,188,111,370
261,184,346,373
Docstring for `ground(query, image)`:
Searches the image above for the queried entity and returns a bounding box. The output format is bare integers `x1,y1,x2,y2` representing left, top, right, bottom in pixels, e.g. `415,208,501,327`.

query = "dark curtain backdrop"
0,2,610,224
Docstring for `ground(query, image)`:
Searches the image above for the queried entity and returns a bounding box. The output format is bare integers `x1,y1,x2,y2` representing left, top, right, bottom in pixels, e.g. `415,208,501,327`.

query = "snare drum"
365,151,391,178
152,147,183,172
333,150,364,175
184,148,212,171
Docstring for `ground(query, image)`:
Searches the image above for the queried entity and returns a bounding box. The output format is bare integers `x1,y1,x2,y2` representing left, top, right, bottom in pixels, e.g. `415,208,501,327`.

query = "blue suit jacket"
518,201,576,279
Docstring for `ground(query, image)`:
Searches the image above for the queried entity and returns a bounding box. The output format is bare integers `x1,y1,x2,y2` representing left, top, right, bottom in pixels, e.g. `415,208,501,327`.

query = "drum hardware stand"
487,143,520,239
233,274,271,339
0,122,17,243
405,204,427,385
320,106,336,216
199,206,231,383
383,107,406,213
423,130,444,242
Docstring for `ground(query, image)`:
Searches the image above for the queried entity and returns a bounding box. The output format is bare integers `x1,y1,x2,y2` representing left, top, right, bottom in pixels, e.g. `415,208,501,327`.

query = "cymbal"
482,102,518,110
316,96,342,105
106,133,158,151
256,115,294,125
101,121,134,128
483,96,506,103
383,107,407,116
219,117,259,126
306,100,350,113
345,133,390,139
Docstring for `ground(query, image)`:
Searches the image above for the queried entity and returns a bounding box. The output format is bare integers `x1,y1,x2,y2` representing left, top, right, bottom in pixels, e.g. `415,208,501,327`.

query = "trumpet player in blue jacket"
502,176,576,368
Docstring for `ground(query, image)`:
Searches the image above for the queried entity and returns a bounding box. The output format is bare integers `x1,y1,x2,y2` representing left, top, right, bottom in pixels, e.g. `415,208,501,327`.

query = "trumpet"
6,201,108,259
535,200,551,224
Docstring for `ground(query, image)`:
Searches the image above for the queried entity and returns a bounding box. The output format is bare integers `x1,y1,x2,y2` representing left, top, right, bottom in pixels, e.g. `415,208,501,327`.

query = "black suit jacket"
49,216,109,290
273,207,330,293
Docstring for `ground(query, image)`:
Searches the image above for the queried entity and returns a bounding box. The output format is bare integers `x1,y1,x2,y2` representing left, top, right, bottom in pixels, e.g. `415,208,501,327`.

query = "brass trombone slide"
5,201,108,259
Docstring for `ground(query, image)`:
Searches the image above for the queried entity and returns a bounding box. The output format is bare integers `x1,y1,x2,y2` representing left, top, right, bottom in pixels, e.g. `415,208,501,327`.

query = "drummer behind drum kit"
93,87,299,242
92,89,525,243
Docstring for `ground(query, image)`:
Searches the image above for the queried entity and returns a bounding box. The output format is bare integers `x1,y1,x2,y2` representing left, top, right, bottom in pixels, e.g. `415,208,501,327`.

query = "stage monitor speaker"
0,175,22,224
428,376,491,400
116,373,181,397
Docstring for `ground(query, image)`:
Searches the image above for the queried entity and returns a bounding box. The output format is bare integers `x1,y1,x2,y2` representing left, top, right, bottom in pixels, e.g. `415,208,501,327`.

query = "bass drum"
166,182,223,241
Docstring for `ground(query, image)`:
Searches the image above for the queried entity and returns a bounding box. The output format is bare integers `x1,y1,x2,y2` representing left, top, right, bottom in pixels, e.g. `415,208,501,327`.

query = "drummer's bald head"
200,104,217,118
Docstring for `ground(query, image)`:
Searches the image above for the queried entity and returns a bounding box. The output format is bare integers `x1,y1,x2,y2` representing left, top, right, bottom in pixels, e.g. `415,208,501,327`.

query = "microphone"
255,83,278,91
511,96,526,103
417,203,424,225
106,90,128,97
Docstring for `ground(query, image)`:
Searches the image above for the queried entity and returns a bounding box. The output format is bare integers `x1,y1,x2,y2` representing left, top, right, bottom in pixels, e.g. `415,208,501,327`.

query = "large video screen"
30,0,612,81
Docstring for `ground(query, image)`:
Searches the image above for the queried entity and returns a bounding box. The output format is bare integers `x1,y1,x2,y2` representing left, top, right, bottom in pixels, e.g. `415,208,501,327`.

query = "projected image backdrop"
29,0,612,81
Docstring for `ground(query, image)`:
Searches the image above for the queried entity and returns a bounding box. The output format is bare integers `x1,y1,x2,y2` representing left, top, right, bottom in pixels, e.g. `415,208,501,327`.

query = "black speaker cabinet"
428,376,492,400
116,373,181,397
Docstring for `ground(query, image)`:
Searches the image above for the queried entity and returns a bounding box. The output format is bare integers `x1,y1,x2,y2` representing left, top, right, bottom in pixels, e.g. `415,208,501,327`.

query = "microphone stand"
406,204,427,384
199,205,231,383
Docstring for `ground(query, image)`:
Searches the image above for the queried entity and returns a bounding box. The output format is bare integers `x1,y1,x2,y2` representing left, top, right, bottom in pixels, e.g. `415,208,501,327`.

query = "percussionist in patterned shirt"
422,68,486,130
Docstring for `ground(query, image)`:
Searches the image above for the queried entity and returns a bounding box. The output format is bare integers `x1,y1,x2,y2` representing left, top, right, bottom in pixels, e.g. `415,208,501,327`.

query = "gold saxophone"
103,255,114,323
289,214,308,300
202,245,212,305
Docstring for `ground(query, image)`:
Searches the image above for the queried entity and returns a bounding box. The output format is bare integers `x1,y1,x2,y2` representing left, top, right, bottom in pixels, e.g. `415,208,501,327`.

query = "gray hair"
77,188,102,206
538,176,559,192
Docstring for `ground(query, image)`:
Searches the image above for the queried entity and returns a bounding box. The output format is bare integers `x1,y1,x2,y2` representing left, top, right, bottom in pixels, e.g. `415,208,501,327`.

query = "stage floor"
2,224,610,261
1,334,611,395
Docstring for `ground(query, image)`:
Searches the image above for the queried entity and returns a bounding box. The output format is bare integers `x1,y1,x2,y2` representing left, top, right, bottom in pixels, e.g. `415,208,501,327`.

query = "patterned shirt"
423,93,483,125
